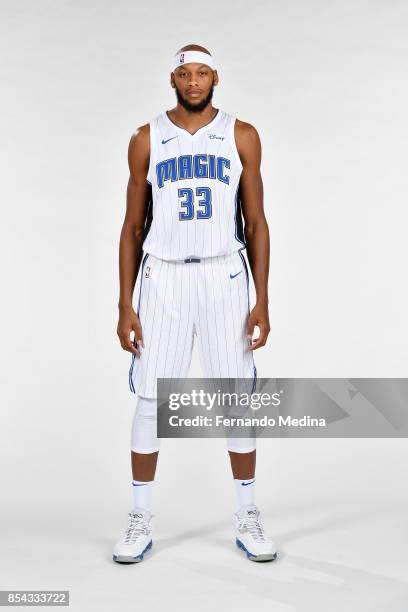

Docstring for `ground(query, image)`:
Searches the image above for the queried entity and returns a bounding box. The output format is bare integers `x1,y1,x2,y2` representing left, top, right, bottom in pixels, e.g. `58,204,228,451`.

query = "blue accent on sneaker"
113,540,153,564
135,539,152,560
236,538,257,558
235,538,277,562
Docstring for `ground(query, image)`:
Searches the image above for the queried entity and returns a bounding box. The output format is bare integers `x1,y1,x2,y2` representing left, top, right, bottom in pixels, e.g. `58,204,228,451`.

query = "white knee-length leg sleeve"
226,437,256,453
131,396,161,454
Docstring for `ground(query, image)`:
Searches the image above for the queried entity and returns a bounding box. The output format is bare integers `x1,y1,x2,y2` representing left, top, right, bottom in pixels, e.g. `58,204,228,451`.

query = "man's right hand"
117,305,143,355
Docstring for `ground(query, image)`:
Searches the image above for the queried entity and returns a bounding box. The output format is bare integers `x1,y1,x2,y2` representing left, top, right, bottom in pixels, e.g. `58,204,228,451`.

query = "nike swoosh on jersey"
161,136,177,144
230,271,242,279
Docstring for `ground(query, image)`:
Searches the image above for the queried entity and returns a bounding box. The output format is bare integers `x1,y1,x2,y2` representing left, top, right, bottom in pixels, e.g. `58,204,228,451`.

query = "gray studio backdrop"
0,1,408,610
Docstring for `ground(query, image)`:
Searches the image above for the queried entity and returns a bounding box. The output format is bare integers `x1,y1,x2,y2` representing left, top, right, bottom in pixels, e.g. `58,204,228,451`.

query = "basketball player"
113,45,277,563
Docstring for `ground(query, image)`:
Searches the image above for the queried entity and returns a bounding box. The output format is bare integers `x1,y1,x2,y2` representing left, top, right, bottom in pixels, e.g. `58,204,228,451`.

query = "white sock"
234,478,256,510
131,480,153,512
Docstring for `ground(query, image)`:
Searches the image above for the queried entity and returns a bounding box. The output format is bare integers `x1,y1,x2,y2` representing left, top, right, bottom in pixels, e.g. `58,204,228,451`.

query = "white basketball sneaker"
234,504,277,562
112,508,153,563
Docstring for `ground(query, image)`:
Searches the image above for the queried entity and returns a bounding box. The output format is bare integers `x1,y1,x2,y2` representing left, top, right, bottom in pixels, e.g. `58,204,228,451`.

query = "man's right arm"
117,124,150,354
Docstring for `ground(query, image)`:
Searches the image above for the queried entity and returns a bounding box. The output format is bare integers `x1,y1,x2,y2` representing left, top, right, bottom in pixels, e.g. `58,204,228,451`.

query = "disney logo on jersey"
156,154,231,188
208,133,224,140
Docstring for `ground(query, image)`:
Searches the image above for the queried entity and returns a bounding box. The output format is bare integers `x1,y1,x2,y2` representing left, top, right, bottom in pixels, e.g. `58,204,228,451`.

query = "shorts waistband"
143,251,244,264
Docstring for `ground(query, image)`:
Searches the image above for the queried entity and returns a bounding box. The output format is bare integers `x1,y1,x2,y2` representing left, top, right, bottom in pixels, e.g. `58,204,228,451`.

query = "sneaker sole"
236,538,277,562
113,539,153,564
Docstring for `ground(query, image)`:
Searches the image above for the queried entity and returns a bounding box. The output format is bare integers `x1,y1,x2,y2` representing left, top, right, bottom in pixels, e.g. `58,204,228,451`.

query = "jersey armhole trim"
146,119,155,184
230,116,243,172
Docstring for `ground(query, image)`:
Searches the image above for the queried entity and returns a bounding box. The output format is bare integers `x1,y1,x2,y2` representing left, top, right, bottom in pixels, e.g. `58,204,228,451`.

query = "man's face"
172,63,217,112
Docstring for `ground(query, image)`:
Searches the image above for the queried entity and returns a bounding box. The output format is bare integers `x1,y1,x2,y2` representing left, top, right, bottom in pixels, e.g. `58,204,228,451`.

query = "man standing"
114,44,277,563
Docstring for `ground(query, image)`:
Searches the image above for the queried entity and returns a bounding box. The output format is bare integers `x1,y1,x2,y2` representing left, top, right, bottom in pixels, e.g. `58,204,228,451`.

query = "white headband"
173,51,216,71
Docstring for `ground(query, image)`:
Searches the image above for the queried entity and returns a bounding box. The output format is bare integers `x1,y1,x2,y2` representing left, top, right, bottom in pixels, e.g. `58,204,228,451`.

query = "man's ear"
213,70,219,86
170,72,175,89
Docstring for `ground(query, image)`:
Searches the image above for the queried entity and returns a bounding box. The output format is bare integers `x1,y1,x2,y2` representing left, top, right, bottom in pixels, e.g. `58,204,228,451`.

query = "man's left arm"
235,120,270,350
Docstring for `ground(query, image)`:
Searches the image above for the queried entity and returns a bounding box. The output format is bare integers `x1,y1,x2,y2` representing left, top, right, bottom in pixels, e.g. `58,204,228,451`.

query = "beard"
175,83,214,113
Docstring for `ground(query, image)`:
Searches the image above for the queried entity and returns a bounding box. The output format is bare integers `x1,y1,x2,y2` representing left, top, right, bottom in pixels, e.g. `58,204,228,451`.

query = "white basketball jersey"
143,109,245,260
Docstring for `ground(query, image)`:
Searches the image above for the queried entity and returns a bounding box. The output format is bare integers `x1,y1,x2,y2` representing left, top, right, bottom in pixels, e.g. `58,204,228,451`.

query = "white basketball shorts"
129,250,257,398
